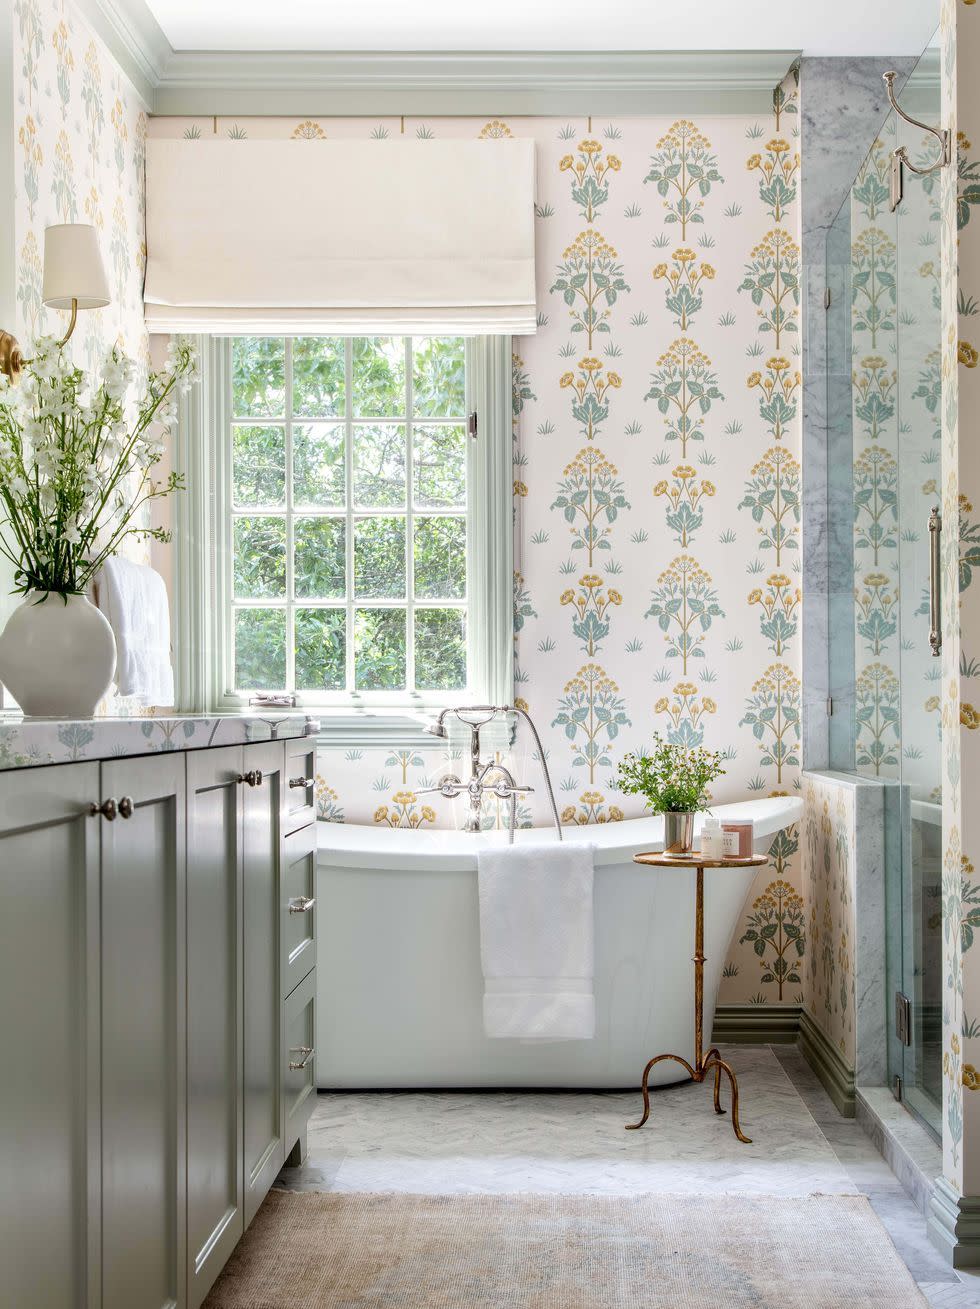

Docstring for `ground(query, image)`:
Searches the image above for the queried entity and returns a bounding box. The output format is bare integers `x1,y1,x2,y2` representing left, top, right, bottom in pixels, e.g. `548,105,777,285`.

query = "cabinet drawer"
283,969,317,1154
282,824,316,996
283,738,317,834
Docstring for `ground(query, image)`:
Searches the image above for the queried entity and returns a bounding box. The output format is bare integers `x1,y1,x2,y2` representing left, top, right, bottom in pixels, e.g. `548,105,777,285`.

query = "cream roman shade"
144,138,537,335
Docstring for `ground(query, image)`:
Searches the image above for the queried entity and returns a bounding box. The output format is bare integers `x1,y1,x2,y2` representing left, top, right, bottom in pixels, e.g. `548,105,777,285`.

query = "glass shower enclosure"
826,36,943,1135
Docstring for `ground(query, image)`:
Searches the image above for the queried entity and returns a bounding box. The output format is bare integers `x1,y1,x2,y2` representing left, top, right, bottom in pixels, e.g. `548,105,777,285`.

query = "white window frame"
172,334,513,736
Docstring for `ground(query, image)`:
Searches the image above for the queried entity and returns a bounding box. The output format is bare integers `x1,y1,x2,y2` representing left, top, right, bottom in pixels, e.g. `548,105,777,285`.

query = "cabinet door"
242,741,285,1225
100,754,186,1309
0,762,100,1309
186,747,245,1306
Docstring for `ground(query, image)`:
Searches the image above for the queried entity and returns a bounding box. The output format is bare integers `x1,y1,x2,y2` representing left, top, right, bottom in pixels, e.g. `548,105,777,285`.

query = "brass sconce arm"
0,298,79,383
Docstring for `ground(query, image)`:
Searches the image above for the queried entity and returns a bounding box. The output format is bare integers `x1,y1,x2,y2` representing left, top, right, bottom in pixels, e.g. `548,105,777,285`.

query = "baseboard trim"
929,1176,980,1268
798,1010,856,1118
710,1004,802,1045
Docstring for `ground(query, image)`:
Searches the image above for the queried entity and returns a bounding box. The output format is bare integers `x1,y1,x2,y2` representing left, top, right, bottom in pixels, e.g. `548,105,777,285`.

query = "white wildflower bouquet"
0,337,197,599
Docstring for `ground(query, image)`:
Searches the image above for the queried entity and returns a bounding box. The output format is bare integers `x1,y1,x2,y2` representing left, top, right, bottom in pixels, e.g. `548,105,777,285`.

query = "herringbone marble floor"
275,1045,980,1307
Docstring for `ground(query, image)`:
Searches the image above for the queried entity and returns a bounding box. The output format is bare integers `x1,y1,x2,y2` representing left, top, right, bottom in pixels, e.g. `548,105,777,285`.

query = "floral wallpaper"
12,0,148,378
10,0,152,713
941,0,980,1197
802,773,856,1067
148,103,804,1005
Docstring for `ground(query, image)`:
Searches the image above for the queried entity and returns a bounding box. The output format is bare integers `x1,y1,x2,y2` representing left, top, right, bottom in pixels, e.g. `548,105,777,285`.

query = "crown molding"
77,7,799,117
74,0,171,106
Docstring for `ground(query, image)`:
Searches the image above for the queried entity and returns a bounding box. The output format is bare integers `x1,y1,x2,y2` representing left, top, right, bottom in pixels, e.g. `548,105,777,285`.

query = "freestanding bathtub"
315,796,802,1088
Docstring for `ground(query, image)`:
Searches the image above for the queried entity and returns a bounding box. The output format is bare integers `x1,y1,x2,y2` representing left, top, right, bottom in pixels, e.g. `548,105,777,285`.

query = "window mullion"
345,338,355,697
285,338,295,693
405,335,415,697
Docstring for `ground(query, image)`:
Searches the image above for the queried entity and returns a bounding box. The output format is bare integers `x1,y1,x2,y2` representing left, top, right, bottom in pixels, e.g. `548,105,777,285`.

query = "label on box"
721,829,740,857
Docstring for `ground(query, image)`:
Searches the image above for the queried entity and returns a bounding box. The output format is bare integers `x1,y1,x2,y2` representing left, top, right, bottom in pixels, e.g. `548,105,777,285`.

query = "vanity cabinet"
0,731,317,1309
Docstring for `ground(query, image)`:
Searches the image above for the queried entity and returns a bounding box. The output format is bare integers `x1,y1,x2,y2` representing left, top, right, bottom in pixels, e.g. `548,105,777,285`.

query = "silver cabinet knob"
90,798,118,821
118,796,134,820
237,770,263,787
289,776,315,790
288,1046,315,1071
288,895,316,914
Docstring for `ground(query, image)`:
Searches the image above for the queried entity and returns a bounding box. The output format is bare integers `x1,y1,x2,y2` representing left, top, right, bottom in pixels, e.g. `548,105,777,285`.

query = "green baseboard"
929,1176,980,1268
798,1010,856,1118
710,1003,802,1045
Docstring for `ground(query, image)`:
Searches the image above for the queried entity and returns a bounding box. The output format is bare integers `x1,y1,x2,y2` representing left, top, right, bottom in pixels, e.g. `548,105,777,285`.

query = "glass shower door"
827,36,943,1135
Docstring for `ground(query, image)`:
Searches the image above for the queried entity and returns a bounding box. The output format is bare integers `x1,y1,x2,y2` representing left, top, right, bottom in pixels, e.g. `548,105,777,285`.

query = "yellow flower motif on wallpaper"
959,340,978,368
560,139,621,221
746,137,800,221
480,120,512,138
292,120,326,139
559,355,622,443
738,229,801,348
514,480,528,498
644,120,723,238
52,20,75,110
747,355,801,442
550,230,629,348
560,792,624,826
18,115,42,223
962,703,980,730
654,681,717,745
84,186,104,230
560,573,622,656
374,791,436,829
652,248,715,329
747,572,801,657
653,464,715,547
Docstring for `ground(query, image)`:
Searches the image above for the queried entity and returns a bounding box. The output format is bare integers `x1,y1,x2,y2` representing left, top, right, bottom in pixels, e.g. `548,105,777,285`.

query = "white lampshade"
42,223,110,311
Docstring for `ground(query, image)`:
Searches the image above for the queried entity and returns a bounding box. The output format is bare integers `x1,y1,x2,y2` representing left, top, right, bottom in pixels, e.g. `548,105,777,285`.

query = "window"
226,336,469,704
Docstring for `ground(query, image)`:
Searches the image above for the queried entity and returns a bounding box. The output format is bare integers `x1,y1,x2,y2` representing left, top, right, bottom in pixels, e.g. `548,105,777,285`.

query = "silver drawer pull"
237,770,263,787
929,505,942,657
289,776,315,790
90,798,117,821
288,1045,314,1071
288,895,316,914
118,796,134,819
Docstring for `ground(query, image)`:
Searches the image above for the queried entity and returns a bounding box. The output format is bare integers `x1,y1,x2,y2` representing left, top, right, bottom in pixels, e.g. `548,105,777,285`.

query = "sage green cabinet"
0,735,316,1309
0,762,101,1309
100,753,187,1309
243,742,286,1226
186,747,244,1307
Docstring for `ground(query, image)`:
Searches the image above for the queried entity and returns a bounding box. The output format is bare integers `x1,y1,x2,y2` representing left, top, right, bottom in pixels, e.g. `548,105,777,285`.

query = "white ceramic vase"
0,592,117,718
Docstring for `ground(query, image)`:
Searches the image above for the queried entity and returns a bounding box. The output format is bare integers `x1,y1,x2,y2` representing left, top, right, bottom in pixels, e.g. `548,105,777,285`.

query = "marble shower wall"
149,104,806,1007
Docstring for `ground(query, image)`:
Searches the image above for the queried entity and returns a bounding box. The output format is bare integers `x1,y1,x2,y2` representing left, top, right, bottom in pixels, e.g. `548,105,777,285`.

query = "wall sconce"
0,223,110,382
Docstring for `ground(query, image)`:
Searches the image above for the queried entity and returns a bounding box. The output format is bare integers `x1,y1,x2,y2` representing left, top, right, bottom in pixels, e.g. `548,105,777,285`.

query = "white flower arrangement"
0,337,197,599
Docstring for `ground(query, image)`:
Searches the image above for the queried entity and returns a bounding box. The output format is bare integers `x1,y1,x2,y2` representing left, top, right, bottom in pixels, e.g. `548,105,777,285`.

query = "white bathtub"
315,796,802,1088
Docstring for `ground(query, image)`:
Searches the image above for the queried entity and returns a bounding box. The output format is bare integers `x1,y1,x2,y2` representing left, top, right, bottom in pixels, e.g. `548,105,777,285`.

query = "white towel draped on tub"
96,557,174,706
477,843,596,1041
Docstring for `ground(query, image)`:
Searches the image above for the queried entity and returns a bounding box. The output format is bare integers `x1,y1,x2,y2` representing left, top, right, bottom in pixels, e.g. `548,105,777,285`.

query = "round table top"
633,850,768,869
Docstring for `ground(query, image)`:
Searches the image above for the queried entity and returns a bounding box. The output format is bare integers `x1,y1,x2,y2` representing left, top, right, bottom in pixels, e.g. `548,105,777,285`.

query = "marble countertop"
0,711,319,771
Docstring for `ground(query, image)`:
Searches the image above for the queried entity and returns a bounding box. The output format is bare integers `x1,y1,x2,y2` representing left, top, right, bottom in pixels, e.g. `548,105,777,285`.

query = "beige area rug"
202,1189,928,1308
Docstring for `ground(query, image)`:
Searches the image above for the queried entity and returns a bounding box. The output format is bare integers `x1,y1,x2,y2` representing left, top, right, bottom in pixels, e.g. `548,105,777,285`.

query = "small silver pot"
664,810,695,854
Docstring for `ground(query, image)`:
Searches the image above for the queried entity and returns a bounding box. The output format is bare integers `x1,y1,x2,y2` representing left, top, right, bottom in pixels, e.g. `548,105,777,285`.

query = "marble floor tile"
274,1043,971,1299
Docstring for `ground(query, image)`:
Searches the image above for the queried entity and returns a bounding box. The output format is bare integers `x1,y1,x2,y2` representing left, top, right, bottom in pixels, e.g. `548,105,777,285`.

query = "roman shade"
144,138,537,335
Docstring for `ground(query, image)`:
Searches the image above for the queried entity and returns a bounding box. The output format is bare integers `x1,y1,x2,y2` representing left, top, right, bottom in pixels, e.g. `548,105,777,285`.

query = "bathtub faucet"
419,705,563,843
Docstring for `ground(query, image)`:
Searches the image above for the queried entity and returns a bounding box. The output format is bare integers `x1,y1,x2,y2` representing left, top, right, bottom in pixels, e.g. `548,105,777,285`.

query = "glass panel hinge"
468,411,478,439
895,991,912,1047
824,286,831,309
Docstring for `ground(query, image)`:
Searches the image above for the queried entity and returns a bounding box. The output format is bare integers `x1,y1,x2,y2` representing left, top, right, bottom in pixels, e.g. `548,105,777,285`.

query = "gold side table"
625,850,767,1145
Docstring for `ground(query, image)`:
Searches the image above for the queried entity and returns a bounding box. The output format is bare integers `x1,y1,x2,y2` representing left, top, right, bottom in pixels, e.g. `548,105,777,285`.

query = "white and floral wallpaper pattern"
147,103,804,1005
13,0,148,377
802,773,856,1067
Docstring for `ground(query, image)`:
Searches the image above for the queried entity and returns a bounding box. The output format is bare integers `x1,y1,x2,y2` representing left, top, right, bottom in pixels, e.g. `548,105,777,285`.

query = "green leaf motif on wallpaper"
738,446,801,566
854,572,898,656
550,230,630,349
644,337,723,457
738,228,800,348
551,663,630,783
747,356,800,443
746,137,800,223
551,447,630,566
739,876,805,1001
852,445,898,565
852,138,891,222
643,120,723,240
854,663,900,776
560,573,622,657
559,138,621,223
644,554,724,673
739,663,801,784
513,571,536,633
850,227,896,347
559,357,622,443
653,464,715,548
652,248,715,330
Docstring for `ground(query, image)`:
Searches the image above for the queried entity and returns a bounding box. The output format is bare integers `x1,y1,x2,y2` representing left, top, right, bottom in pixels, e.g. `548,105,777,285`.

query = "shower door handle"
929,506,942,657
